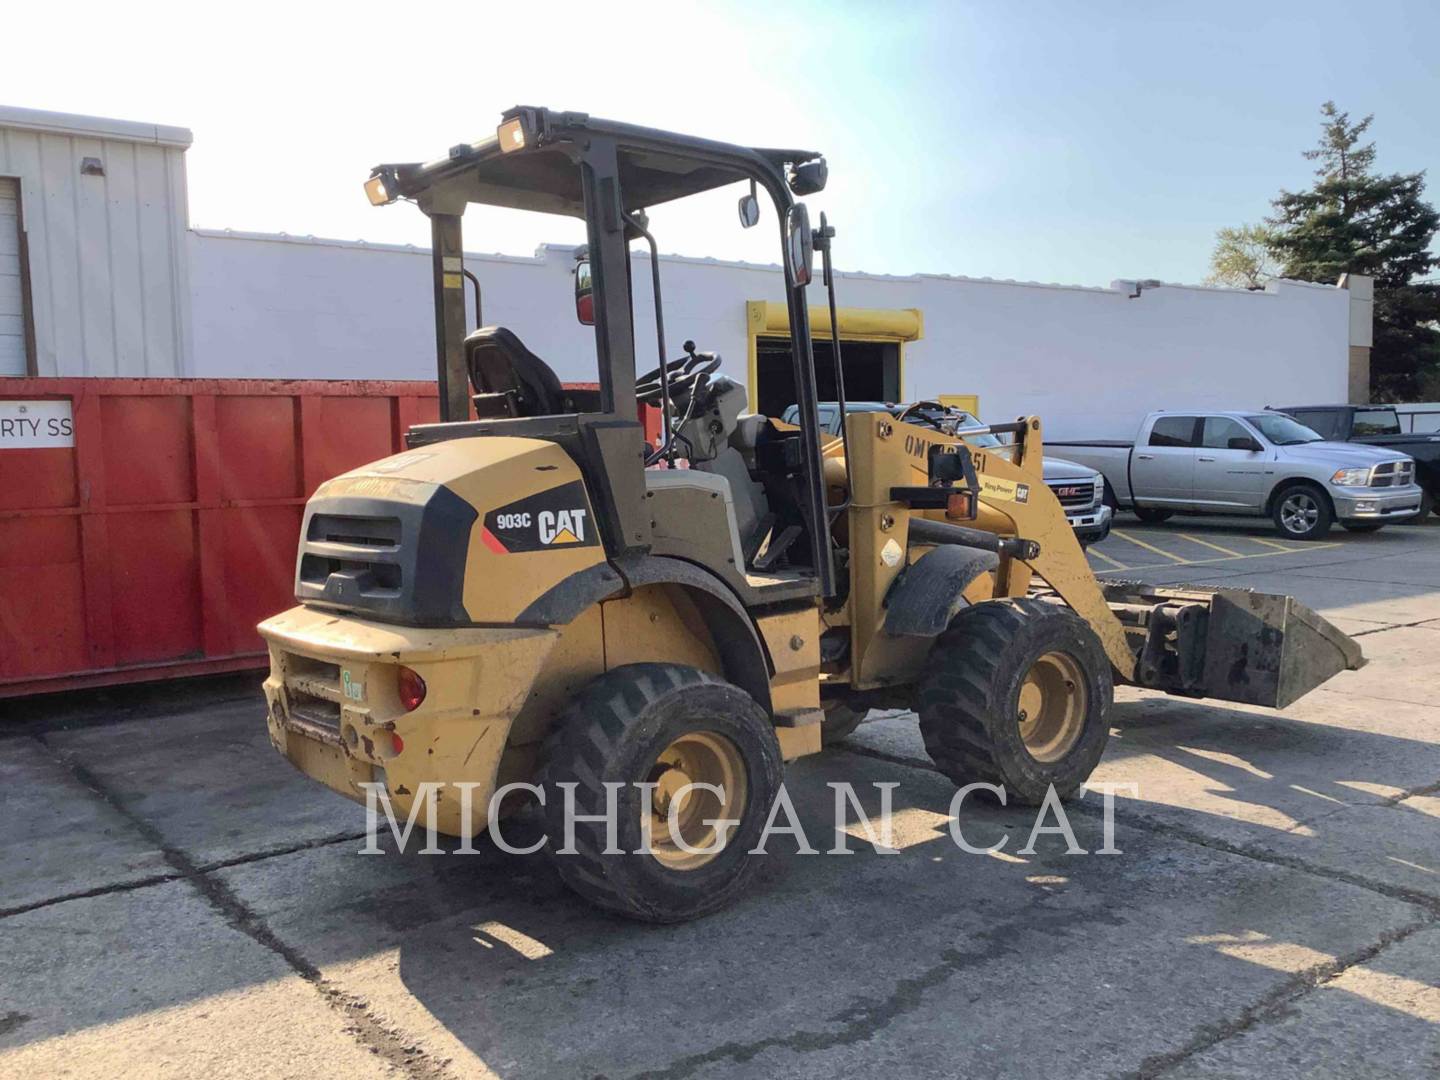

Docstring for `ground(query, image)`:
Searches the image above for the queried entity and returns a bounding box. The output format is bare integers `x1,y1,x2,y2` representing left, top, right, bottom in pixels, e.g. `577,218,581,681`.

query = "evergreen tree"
1265,103,1440,401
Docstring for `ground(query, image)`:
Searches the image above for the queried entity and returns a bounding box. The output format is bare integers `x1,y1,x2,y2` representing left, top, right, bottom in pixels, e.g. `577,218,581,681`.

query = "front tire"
537,663,782,923
917,599,1113,805
1272,482,1333,540
1134,507,1173,524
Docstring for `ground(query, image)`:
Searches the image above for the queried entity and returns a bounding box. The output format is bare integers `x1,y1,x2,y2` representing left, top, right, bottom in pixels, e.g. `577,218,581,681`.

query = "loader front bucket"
1101,583,1366,709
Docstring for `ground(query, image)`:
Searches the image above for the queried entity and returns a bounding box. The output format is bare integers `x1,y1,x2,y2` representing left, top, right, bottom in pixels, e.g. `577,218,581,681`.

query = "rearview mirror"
574,260,594,325
1228,435,1262,452
738,180,760,228
785,204,813,288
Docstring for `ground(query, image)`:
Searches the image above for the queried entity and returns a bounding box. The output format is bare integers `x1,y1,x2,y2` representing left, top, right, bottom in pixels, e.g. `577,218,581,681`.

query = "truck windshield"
1353,408,1402,436
1247,414,1323,446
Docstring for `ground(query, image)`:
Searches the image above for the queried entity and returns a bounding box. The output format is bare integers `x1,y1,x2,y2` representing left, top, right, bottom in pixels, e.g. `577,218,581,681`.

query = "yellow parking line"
1178,533,1243,557
1111,529,1191,564
1092,542,1341,575
1249,535,1304,552
1086,547,1128,571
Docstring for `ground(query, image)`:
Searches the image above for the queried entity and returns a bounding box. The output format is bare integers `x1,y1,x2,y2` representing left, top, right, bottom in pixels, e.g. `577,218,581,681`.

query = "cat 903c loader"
258,107,1364,922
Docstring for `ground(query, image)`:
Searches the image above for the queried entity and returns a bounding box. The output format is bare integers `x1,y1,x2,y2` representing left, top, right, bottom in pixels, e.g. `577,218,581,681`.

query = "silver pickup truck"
1049,410,1423,540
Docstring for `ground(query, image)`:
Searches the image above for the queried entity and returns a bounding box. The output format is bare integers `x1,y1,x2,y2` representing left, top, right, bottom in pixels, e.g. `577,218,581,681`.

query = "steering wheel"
637,349,722,408
894,400,954,432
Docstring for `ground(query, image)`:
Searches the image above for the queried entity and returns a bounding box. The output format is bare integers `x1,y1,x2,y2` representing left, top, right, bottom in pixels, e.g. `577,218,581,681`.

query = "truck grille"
1371,461,1414,488
1047,480,1096,509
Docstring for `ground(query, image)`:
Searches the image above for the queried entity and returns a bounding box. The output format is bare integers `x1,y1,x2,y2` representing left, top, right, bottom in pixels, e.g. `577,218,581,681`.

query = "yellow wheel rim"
1016,651,1088,763
646,732,747,871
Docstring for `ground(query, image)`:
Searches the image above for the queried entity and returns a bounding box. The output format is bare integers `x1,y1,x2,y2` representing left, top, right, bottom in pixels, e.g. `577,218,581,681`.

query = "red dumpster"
0,377,663,699
0,378,445,698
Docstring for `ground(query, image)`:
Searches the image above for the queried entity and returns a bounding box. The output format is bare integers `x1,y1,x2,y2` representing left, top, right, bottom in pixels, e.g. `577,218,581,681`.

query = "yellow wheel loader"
259,107,1363,922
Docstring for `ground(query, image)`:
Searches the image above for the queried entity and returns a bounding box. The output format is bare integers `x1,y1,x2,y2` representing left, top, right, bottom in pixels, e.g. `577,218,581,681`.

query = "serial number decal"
480,481,599,554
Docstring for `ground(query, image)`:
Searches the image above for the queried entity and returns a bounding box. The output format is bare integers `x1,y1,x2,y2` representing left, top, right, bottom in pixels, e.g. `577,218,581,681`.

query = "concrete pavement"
2,514,1437,1078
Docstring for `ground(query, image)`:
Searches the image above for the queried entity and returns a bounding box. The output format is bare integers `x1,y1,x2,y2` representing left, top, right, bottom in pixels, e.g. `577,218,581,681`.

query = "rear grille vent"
293,486,477,625
307,514,401,549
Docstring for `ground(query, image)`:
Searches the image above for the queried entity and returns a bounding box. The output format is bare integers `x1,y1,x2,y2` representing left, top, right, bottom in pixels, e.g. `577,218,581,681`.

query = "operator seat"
465,326,568,418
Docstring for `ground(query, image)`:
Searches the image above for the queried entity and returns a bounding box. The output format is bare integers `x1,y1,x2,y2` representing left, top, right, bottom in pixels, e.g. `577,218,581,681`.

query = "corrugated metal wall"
0,178,22,374
0,107,193,377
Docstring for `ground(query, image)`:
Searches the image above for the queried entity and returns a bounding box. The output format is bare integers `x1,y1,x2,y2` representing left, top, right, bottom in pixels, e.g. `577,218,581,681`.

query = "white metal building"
189,230,1364,439
0,106,193,377
2,104,1372,440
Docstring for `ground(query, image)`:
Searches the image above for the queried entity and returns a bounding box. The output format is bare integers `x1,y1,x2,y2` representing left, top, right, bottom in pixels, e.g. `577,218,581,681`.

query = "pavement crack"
0,871,186,919
1349,616,1440,638
832,743,1440,915
1125,913,1438,1079
29,733,451,1080
632,893,1091,1080
0,827,370,921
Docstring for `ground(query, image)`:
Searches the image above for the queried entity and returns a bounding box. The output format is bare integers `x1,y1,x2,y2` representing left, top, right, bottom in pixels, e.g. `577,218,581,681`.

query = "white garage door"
0,179,26,375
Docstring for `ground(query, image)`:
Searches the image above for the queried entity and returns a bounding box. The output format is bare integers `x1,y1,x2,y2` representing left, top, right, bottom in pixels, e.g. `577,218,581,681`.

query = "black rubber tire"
917,599,1113,806
1271,481,1333,541
537,663,782,923
1423,491,1436,518
821,704,865,745
1342,523,1384,533
1133,507,1173,524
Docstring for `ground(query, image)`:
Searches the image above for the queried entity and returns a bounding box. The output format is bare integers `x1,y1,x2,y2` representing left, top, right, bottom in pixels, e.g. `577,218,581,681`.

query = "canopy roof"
372,108,820,217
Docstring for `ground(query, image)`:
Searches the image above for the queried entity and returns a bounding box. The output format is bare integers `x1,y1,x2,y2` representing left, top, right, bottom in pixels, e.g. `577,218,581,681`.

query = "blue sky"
5,1,1437,286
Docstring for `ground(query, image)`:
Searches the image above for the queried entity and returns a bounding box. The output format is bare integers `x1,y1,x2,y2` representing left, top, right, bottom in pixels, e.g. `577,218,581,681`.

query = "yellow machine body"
260,435,825,836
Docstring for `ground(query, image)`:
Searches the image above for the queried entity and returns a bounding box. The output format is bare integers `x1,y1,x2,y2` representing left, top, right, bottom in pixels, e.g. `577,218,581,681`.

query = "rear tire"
1271,481,1333,540
917,599,1113,805
1134,507,1173,524
537,663,782,923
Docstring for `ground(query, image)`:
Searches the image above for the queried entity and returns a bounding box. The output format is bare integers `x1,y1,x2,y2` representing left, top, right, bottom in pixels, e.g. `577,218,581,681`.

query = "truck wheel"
1134,508,1173,524
1272,482,1333,540
537,663,782,923
916,599,1113,805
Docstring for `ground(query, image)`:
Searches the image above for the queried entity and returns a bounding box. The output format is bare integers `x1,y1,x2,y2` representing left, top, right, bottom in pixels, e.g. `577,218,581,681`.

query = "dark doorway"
755,336,900,418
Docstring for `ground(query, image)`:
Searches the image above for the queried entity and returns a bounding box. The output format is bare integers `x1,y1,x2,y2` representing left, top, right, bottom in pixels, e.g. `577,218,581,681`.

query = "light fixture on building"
80,157,105,176
1126,278,1164,299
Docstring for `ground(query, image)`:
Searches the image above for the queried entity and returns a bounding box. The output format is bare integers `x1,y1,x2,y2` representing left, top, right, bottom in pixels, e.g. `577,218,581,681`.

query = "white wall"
190,231,1352,440
0,106,193,376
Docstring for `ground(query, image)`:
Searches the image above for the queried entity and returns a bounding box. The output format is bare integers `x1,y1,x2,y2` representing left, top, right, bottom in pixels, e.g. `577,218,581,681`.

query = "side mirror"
574,259,594,325
785,204,813,288
738,180,760,228
1228,435,1262,452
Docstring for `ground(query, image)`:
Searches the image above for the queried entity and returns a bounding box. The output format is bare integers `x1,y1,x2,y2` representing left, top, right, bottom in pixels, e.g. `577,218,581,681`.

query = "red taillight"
397,666,427,712
390,733,405,755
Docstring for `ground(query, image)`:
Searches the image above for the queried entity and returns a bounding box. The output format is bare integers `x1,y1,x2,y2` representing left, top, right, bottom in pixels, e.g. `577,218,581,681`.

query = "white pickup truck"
1049,410,1423,540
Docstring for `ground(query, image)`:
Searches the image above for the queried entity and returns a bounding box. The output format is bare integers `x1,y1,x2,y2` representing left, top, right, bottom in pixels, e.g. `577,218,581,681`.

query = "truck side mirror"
574,260,594,325
1228,436,1262,452
785,204,813,288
